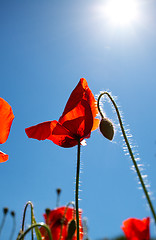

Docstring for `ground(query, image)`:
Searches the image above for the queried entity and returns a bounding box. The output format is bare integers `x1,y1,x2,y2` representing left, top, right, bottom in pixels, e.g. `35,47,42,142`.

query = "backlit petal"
25,121,53,140
60,99,93,138
92,118,100,131
0,151,8,163
47,121,78,148
0,98,14,144
25,120,79,147
83,84,99,119
25,78,99,148
59,78,99,135
60,78,88,119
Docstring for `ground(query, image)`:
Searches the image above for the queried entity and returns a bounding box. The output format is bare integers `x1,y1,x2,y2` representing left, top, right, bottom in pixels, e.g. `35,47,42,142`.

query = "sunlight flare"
104,0,139,26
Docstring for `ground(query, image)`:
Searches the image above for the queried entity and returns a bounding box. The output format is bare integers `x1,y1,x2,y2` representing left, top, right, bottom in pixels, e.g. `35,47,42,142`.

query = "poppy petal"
92,118,100,131
41,207,83,240
25,120,78,147
40,227,48,240
122,217,150,240
60,99,93,138
47,121,79,148
0,151,8,163
83,86,100,131
60,78,88,119
0,98,14,144
83,84,99,119
25,78,99,147
59,78,99,135
25,121,53,140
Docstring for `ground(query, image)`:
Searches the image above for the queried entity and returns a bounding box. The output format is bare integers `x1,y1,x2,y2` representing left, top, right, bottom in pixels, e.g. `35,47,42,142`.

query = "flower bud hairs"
97,91,156,224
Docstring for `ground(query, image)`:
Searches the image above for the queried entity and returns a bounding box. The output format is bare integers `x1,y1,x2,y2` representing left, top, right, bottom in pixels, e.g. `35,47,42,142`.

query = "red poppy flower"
121,217,150,240
25,78,99,148
40,206,83,240
0,97,14,163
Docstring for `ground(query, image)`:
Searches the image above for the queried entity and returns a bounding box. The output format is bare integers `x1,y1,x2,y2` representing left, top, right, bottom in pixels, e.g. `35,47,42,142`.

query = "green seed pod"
100,117,114,140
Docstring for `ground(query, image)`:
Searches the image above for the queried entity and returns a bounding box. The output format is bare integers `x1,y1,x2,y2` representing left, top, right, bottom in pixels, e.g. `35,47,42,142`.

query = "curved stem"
98,92,156,224
0,214,7,236
17,223,52,240
97,93,105,119
21,201,34,240
75,138,81,240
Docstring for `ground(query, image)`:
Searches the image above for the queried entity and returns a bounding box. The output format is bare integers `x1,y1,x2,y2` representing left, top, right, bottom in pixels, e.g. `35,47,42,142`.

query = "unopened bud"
11,211,15,217
45,208,51,216
56,188,61,195
100,118,114,140
3,207,8,215
67,219,76,240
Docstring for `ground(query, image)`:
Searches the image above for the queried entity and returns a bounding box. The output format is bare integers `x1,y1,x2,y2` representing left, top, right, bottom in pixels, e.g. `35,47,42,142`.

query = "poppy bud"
56,188,61,195
67,219,76,240
100,118,114,140
10,211,15,217
45,208,51,216
3,207,8,215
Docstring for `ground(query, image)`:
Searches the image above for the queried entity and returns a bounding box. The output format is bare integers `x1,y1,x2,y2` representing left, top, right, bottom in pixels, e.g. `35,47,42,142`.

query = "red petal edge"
0,151,9,163
25,121,53,140
0,97,14,144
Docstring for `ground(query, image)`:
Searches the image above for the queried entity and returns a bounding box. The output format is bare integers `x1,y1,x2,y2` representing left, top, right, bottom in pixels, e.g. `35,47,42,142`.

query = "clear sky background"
1,0,156,239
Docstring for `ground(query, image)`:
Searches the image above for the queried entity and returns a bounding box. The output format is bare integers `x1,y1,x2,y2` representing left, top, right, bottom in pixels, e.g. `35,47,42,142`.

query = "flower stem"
98,92,156,224
21,201,34,240
0,215,7,236
75,138,81,240
9,212,16,240
17,223,52,240
0,208,8,236
56,188,61,208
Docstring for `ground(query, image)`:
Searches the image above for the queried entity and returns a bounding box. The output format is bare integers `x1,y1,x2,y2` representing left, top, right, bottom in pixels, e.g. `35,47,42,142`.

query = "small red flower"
121,217,150,240
0,97,14,163
40,206,83,240
25,78,99,147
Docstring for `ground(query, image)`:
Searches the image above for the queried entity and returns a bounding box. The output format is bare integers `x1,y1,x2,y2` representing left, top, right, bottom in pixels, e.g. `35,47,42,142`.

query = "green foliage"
32,216,42,240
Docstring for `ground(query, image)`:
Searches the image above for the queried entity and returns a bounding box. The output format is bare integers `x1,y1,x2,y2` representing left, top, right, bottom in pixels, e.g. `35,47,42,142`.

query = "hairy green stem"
98,92,156,223
21,201,34,240
75,138,81,240
17,223,52,240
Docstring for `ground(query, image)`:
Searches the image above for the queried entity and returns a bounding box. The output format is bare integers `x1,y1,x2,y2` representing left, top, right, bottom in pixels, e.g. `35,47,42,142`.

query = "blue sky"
1,0,156,239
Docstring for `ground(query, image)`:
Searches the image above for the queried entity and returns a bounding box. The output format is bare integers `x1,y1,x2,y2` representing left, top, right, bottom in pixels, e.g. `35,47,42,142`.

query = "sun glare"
104,0,139,26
